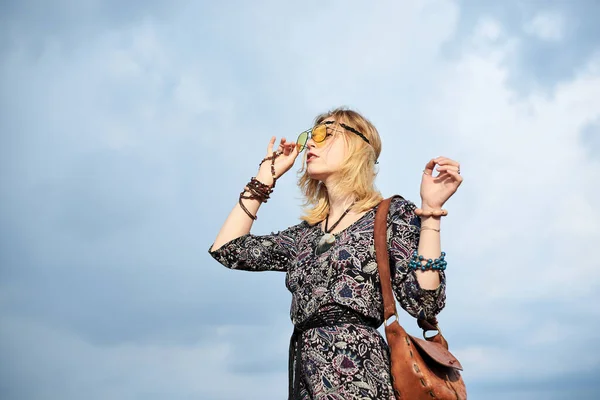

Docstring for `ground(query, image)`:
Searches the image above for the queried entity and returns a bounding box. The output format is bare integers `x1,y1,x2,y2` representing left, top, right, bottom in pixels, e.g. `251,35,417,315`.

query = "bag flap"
409,334,463,371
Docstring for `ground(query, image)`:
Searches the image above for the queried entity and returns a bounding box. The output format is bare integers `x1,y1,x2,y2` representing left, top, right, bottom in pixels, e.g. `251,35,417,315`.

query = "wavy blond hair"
298,107,383,224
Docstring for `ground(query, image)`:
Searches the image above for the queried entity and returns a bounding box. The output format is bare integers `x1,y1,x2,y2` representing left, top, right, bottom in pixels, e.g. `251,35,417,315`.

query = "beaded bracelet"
408,250,447,271
415,208,448,217
258,150,281,188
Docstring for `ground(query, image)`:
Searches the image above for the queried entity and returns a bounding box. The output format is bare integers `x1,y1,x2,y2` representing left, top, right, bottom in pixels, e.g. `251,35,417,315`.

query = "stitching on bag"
404,334,437,398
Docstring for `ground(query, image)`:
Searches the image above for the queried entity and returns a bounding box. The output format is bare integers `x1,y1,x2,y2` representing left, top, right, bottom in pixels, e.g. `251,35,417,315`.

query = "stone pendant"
316,233,336,256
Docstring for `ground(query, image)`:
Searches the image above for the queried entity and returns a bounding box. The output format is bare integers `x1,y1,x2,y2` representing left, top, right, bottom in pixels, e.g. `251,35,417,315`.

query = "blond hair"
298,107,383,224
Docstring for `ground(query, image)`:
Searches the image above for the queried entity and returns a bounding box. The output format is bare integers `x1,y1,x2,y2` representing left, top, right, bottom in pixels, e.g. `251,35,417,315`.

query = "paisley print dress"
209,196,446,399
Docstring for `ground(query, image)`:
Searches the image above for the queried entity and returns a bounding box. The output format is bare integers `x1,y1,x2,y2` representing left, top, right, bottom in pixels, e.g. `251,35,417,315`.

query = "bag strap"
374,196,443,338
374,197,398,322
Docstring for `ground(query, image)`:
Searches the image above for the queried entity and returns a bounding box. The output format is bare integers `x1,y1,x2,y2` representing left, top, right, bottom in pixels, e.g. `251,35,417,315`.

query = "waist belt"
288,305,378,400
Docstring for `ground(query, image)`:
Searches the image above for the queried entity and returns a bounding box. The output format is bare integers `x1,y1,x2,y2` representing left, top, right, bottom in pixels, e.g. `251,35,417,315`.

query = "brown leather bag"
374,197,467,399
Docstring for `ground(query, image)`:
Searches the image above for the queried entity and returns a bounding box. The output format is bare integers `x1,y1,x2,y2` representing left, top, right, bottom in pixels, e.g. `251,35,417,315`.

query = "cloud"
0,316,289,399
411,13,600,397
451,0,600,92
525,11,565,42
1,0,599,399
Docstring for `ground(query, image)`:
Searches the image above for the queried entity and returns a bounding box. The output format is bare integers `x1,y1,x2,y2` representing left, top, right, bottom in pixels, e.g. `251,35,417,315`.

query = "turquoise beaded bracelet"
408,250,447,271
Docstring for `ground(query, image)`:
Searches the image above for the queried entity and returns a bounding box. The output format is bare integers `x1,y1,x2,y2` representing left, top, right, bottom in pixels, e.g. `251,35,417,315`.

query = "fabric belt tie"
288,306,378,400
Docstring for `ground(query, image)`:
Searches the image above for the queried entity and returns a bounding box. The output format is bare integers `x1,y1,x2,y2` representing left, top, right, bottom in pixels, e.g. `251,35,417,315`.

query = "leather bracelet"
238,195,257,220
241,152,281,221
415,208,448,217
238,177,274,221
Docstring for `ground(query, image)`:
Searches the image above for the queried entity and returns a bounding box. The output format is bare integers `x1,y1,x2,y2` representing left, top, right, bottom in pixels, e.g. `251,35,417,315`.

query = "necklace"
315,201,355,256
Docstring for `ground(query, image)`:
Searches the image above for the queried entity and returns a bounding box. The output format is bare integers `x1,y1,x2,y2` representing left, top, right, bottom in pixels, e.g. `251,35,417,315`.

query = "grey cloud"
0,114,292,345
224,325,289,376
469,366,600,400
0,0,176,51
449,0,600,93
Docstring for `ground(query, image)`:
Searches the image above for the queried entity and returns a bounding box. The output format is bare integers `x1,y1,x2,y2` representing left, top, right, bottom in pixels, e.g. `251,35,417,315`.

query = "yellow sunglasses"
296,121,371,152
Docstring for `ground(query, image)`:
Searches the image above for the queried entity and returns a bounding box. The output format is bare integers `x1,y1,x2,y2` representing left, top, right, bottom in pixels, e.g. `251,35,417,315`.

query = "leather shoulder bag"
374,197,467,400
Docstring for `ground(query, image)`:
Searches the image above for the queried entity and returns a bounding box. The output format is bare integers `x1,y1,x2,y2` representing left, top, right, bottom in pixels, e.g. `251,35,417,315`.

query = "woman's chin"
306,166,326,181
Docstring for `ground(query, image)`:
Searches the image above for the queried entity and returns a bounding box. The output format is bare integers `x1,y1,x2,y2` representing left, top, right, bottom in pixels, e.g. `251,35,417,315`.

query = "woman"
209,108,462,399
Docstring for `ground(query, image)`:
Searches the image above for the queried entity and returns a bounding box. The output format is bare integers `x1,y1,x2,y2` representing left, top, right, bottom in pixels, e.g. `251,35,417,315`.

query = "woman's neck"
326,190,356,220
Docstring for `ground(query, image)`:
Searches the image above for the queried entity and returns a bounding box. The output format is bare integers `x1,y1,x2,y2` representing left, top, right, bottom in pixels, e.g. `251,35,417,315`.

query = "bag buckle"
423,324,442,340
384,312,399,327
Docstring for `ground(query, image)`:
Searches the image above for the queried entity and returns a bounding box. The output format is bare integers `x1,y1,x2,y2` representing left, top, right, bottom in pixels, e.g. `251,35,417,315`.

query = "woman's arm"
210,166,275,252
414,211,442,290
415,156,463,289
210,137,299,252
388,197,446,320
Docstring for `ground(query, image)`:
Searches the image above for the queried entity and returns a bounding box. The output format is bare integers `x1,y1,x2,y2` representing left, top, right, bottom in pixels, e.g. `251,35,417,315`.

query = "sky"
1,0,599,399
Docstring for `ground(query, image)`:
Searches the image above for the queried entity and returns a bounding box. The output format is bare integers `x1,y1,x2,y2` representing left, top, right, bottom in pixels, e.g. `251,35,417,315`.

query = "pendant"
316,233,336,256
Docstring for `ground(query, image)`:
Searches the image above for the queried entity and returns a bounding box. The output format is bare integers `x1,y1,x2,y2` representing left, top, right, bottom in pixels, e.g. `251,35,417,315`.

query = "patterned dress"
209,196,446,399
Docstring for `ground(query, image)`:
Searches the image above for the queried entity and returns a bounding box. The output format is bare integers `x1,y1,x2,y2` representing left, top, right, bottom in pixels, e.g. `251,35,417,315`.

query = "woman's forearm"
414,207,443,290
210,168,274,252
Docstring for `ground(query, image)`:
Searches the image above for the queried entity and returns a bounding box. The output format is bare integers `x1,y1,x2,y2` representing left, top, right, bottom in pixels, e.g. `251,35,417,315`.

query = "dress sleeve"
387,196,446,320
208,223,303,272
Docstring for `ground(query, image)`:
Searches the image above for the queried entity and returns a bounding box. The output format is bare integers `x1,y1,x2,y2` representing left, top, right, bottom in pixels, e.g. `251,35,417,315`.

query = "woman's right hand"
256,137,300,184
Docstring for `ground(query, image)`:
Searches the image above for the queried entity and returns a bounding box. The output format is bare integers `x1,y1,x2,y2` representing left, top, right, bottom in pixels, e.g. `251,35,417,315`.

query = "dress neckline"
314,206,376,236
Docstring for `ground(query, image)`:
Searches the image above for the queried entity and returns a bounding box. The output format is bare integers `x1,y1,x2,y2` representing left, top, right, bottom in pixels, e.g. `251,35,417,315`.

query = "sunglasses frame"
296,121,371,152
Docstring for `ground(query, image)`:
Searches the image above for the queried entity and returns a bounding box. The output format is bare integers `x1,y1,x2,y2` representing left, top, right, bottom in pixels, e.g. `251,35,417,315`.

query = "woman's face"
305,117,348,182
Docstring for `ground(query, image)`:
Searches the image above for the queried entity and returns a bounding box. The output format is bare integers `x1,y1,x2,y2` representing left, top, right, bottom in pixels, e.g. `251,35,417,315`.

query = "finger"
434,157,460,167
278,137,286,152
436,165,459,173
433,166,456,177
432,169,450,179
288,142,299,160
267,136,276,153
283,142,292,156
442,170,463,184
423,158,436,175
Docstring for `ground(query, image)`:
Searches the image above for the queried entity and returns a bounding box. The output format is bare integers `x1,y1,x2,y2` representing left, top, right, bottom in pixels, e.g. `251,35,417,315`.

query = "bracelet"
408,251,447,271
259,151,281,188
420,226,440,232
239,177,274,220
239,152,283,221
415,208,448,217
238,196,257,220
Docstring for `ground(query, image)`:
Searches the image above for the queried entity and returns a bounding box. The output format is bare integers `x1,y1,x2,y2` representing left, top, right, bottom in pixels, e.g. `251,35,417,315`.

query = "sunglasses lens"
296,131,308,152
312,125,327,143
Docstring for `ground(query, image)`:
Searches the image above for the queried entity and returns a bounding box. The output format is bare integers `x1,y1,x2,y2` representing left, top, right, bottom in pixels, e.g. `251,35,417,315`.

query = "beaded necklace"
315,202,355,256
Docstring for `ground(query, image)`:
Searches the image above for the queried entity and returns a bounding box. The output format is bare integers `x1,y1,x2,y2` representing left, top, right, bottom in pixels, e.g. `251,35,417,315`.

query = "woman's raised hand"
419,156,463,210
256,137,300,185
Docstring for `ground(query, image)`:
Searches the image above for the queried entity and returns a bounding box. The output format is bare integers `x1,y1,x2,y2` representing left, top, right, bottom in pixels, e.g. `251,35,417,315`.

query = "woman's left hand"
420,156,463,210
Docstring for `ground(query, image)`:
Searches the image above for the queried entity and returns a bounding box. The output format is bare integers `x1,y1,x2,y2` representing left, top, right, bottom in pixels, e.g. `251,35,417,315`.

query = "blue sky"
1,1,599,399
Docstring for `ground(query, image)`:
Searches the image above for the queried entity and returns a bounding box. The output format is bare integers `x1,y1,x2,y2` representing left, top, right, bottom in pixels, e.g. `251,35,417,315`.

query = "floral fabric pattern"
209,196,446,398
299,322,395,399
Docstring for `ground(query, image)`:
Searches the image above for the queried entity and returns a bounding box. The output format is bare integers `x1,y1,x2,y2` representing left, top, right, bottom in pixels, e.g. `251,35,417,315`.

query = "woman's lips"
307,152,318,162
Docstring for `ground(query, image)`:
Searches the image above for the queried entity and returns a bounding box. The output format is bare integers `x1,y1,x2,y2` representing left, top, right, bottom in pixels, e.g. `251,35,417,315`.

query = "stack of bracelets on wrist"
238,151,281,220
408,250,447,271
